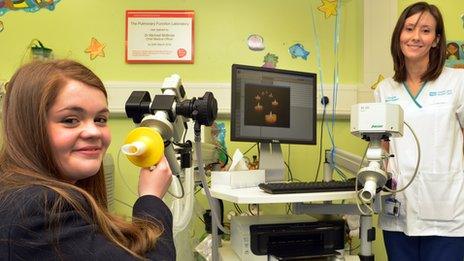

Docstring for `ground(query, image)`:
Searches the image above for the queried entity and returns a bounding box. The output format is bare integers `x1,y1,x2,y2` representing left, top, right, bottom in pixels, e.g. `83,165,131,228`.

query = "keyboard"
258,178,360,194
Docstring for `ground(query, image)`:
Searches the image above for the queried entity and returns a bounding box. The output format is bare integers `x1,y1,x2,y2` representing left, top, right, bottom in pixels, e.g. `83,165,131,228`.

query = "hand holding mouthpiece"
121,127,164,168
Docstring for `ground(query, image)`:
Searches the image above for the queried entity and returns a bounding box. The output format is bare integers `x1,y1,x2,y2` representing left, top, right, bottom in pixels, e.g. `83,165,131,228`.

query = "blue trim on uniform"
383,230,464,261
403,81,427,108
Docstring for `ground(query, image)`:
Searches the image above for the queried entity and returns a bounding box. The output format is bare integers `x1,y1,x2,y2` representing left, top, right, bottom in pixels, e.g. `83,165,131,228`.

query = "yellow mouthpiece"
121,127,164,168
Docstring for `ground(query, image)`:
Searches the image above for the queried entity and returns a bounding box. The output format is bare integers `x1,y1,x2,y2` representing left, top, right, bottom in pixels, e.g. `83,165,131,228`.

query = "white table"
209,185,378,261
210,185,357,204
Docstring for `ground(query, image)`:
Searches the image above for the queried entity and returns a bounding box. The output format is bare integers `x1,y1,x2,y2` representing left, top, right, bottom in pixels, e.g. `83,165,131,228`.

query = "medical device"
230,64,317,182
123,74,218,237
124,74,217,174
350,103,403,202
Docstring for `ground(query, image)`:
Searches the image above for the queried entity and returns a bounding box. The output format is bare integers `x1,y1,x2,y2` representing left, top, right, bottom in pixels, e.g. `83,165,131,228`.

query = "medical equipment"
230,64,317,182
123,74,218,238
121,127,164,168
124,74,217,175
350,103,403,202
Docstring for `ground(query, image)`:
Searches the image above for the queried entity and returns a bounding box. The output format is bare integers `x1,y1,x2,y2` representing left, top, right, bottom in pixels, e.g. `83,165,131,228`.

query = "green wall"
0,0,363,82
1,0,462,259
0,0,366,251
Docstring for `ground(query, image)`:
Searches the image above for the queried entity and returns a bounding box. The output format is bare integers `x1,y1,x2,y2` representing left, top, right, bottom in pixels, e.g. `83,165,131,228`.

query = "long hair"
390,1,446,82
0,59,162,259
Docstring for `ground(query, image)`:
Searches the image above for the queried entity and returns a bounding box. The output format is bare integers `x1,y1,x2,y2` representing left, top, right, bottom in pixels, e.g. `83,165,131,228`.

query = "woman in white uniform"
374,2,464,260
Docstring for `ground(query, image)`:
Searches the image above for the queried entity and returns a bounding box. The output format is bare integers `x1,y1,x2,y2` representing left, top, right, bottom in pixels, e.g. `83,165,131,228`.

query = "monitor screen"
231,64,317,145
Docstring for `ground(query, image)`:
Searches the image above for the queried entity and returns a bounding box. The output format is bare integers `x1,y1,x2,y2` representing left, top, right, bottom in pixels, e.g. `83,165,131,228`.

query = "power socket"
320,96,329,106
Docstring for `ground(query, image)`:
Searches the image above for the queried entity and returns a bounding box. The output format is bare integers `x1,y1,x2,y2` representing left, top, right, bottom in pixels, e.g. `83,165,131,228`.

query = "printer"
231,214,345,260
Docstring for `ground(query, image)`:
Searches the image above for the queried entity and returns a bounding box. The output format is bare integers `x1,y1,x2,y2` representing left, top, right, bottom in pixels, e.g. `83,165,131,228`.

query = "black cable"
233,203,243,214
216,145,232,167
198,217,206,224
243,143,257,155
194,185,203,195
247,204,255,216
314,104,327,181
283,161,293,182
286,203,293,214
114,198,133,209
167,175,185,199
287,145,291,180
182,125,188,143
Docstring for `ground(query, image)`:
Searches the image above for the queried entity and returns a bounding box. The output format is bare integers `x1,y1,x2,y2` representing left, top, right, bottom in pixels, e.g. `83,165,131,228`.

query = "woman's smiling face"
400,11,439,63
47,79,111,183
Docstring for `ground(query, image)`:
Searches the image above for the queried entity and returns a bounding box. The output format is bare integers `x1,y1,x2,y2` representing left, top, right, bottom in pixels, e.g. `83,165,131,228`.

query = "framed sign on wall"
125,10,194,63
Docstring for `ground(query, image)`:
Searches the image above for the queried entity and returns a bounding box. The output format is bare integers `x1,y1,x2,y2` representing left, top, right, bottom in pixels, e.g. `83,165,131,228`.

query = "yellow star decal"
318,0,337,19
370,74,385,90
85,37,105,60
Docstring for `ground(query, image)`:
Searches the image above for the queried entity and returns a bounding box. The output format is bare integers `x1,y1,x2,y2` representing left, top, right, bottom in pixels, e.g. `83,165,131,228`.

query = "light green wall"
0,1,379,259
0,0,362,83
1,0,462,259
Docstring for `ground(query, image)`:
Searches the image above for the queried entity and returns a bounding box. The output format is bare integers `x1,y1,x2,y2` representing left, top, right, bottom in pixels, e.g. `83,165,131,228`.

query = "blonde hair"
0,59,162,259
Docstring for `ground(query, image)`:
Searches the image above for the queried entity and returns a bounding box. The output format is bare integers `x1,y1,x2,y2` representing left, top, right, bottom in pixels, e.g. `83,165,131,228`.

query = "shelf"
209,185,357,204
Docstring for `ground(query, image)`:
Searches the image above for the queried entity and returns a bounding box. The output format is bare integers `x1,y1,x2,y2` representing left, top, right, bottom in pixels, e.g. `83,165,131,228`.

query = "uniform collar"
402,81,428,108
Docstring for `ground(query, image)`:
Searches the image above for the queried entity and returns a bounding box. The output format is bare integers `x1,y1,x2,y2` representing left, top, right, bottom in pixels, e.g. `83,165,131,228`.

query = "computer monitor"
230,64,317,182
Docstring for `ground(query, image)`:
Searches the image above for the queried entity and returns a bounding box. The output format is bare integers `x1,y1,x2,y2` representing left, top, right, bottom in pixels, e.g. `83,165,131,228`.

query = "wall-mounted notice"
125,10,194,63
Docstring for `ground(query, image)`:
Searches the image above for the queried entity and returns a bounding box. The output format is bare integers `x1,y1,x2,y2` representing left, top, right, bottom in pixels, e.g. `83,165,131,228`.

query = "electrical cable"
283,161,293,182
193,123,230,234
333,167,348,180
215,145,232,167
197,217,206,224
243,143,257,155
166,175,185,199
182,126,188,143
233,203,243,214
314,104,327,181
114,198,133,209
287,144,291,180
383,121,421,194
116,149,139,197
247,204,255,216
329,0,343,166
311,2,336,176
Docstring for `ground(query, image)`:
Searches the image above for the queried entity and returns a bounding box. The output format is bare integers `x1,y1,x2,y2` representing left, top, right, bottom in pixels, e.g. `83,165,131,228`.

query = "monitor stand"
259,142,285,182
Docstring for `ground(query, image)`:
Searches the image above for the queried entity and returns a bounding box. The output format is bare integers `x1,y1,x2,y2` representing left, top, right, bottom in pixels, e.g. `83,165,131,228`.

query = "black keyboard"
258,178,360,194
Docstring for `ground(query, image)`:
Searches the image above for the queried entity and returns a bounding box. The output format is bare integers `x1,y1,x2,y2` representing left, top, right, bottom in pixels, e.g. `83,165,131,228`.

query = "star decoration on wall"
85,37,105,60
318,0,337,19
370,74,385,90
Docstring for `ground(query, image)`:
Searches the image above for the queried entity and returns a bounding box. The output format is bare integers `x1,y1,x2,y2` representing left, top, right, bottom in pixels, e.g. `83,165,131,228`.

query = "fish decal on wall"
288,43,310,60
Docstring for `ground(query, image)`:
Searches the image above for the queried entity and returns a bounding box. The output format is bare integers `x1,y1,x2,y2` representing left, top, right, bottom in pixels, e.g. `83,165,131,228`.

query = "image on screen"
244,83,290,128
231,64,317,145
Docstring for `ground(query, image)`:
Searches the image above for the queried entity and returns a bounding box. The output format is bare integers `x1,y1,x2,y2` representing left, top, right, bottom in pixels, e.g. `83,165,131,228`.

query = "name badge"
384,197,401,217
